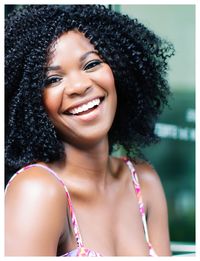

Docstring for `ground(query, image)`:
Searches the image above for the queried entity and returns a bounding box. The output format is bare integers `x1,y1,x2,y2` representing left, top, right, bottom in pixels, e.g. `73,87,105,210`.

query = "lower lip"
70,101,104,122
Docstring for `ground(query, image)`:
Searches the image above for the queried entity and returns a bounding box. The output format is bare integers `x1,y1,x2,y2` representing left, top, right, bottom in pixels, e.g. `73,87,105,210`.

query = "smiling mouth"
64,97,105,116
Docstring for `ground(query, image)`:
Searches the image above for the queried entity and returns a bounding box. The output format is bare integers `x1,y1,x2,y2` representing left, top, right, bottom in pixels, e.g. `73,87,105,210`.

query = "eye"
83,60,102,71
44,75,62,86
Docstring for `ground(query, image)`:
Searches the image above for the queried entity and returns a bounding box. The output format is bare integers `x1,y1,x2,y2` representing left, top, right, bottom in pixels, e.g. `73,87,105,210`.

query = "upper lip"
63,96,105,114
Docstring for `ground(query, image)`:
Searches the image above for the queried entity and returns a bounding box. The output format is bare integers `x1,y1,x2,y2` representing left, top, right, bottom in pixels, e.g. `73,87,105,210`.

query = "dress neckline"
6,158,157,256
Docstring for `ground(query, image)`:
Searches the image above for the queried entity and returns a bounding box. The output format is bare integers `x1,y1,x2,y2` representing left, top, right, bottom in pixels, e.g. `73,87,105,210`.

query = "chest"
60,182,149,256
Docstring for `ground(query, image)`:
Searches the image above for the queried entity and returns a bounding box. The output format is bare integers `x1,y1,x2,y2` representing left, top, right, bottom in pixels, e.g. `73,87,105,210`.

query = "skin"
5,31,171,256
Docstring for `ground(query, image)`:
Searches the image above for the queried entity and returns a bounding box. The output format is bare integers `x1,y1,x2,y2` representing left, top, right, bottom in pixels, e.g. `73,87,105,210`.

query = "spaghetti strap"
5,163,84,248
123,158,152,246
5,160,157,257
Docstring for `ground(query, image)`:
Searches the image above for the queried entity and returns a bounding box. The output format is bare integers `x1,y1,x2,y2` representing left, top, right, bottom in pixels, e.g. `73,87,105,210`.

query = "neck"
56,137,112,188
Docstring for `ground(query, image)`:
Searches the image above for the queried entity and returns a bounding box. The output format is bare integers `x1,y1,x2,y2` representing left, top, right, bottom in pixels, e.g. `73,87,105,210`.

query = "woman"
5,5,174,256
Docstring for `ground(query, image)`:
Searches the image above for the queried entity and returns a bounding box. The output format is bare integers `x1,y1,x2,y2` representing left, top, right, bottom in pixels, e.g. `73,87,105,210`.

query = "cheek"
104,66,117,102
94,65,116,95
103,65,115,84
42,88,62,115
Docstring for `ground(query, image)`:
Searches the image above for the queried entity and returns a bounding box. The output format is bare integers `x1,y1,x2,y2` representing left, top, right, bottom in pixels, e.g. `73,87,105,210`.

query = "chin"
63,124,111,149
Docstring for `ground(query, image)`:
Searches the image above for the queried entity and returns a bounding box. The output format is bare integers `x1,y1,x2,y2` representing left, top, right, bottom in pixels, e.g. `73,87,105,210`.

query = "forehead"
48,30,96,62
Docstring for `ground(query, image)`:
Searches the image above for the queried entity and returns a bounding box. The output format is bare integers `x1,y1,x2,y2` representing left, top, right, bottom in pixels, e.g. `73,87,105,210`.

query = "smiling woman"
43,31,117,146
5,5,174,256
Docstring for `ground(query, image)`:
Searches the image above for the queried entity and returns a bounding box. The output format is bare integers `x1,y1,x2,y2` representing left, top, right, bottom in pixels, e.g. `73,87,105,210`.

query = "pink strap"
123,158,153,249
6,160,156,255
5,163,84,247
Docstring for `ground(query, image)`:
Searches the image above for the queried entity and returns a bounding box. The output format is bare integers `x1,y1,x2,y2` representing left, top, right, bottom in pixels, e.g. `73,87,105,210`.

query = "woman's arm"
5,167,67,256
135,162,171,256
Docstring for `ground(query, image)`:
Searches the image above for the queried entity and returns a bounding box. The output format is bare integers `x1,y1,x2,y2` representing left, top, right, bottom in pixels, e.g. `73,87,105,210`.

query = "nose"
64,71,92,97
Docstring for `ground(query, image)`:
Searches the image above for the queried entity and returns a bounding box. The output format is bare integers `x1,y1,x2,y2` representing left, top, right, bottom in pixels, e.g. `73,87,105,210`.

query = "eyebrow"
80,50,99,62
45,65,61,72
45,50,99,72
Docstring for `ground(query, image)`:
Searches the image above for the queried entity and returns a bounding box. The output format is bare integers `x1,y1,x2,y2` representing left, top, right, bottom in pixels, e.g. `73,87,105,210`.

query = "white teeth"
69,98,101,115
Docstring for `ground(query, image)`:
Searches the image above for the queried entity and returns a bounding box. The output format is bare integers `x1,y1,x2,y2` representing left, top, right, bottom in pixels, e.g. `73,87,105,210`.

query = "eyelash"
45,76,62,86
83,60,102,71
45,60,102,86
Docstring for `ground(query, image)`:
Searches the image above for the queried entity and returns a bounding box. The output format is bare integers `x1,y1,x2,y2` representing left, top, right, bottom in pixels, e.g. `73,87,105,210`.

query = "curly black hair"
5,5,174,182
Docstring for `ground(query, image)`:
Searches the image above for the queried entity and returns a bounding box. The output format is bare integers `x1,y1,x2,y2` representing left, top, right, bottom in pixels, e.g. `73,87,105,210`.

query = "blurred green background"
5,4,195,255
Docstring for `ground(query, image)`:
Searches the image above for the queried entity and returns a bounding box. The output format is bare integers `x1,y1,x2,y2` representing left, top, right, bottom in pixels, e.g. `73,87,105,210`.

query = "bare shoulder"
133,159,171,255
133,159,162,188
5,164,66,203
131,158,167,212
5,164,67,255
114,157,171,255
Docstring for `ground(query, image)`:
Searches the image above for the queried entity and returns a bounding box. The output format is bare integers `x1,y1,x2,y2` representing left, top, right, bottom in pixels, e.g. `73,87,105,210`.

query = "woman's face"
43,30,117,148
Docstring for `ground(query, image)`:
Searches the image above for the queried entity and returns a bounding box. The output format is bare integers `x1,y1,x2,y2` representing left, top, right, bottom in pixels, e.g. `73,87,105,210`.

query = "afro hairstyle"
5,5,174,182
